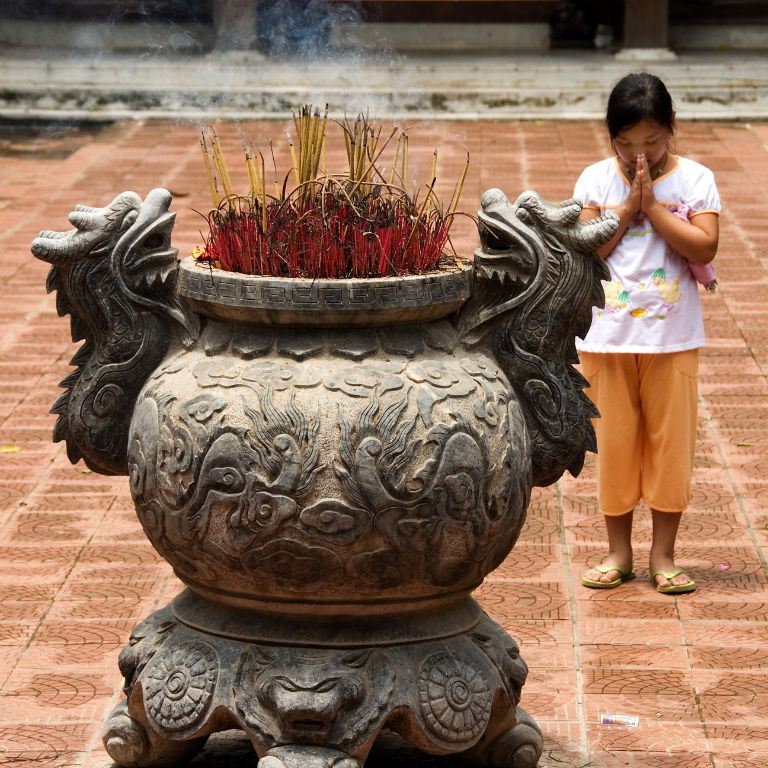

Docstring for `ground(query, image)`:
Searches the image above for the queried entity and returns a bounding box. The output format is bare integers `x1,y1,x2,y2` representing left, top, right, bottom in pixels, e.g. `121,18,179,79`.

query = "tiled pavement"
1,117,768,767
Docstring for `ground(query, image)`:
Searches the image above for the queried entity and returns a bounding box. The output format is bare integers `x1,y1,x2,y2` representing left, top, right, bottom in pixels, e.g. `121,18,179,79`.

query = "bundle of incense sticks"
196,108,469,279
290,105,328,201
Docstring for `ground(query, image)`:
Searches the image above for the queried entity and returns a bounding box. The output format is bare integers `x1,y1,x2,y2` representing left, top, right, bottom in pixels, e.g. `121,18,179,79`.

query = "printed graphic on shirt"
598,267,682,322
624,216,655,238
603,279,630,311
652,267,682,310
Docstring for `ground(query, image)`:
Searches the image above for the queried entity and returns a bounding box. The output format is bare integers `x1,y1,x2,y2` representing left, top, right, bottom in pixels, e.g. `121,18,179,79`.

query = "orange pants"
579,349,699,516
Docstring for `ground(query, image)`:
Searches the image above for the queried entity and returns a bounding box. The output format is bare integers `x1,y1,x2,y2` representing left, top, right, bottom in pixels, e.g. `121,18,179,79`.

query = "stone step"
1,50,768,120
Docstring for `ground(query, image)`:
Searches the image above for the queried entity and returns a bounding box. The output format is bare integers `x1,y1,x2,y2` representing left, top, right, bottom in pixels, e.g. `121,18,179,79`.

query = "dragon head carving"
459,189,617,486
31,189,199,475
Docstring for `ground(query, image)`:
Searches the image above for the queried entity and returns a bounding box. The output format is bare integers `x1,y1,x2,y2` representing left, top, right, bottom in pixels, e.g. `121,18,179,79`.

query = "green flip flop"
581,563,635,590
651,568,696,595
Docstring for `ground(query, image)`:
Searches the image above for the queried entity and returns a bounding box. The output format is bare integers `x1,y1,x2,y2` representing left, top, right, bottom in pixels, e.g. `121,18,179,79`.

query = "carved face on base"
236,648,395,749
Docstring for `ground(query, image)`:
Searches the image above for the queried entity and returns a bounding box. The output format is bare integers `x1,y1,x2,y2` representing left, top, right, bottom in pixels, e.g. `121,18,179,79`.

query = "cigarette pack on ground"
600,713,640,727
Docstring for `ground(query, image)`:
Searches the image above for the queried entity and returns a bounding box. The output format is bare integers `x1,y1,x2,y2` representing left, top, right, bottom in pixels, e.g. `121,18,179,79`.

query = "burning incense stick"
208,128,234,199
402,132,409,192
245,148,262,200
448,150,470,217
200,133,221,208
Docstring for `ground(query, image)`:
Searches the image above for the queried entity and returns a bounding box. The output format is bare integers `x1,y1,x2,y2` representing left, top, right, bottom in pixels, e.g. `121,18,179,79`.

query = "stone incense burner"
32,187,616,768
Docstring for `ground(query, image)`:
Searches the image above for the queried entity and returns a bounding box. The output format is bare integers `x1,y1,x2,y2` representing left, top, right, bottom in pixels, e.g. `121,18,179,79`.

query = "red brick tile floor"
1,118,767,767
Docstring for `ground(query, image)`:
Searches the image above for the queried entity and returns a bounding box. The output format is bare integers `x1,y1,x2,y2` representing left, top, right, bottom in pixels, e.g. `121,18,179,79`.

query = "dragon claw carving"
102,701,207,768
484,708,543,768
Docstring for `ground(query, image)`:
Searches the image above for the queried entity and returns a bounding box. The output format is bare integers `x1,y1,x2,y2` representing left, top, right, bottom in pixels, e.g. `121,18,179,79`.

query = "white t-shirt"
573,155,720,353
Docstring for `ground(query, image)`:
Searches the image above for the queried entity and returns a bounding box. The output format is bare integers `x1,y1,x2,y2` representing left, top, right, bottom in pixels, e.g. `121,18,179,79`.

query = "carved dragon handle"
459,189,618,486
31,189,199,475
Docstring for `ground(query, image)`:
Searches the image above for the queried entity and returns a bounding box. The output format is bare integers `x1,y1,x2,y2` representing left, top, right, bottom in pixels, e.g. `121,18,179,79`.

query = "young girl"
574,72,720,594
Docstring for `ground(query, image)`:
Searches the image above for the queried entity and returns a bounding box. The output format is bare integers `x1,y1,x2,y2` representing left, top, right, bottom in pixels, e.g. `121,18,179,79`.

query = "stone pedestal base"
103,591,542,767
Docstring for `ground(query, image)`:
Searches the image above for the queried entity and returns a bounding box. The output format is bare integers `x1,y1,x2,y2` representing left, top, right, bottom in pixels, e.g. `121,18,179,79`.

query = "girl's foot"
582,558,634,589
649,510,692,592
583,514,635,589
649,560,696,593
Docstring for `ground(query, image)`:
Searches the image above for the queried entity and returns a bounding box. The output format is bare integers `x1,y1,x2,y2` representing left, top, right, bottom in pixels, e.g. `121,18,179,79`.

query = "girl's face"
612,117,672,169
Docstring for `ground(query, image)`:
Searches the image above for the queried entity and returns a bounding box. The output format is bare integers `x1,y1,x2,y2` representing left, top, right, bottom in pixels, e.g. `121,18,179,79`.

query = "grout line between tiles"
555,479,589,760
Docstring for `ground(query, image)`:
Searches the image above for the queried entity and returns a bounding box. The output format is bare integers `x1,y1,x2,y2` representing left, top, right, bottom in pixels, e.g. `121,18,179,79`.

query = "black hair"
606,73,675,138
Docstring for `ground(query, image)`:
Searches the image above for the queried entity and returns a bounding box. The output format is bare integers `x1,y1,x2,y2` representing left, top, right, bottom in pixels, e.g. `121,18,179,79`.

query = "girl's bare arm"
644,205,719,264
